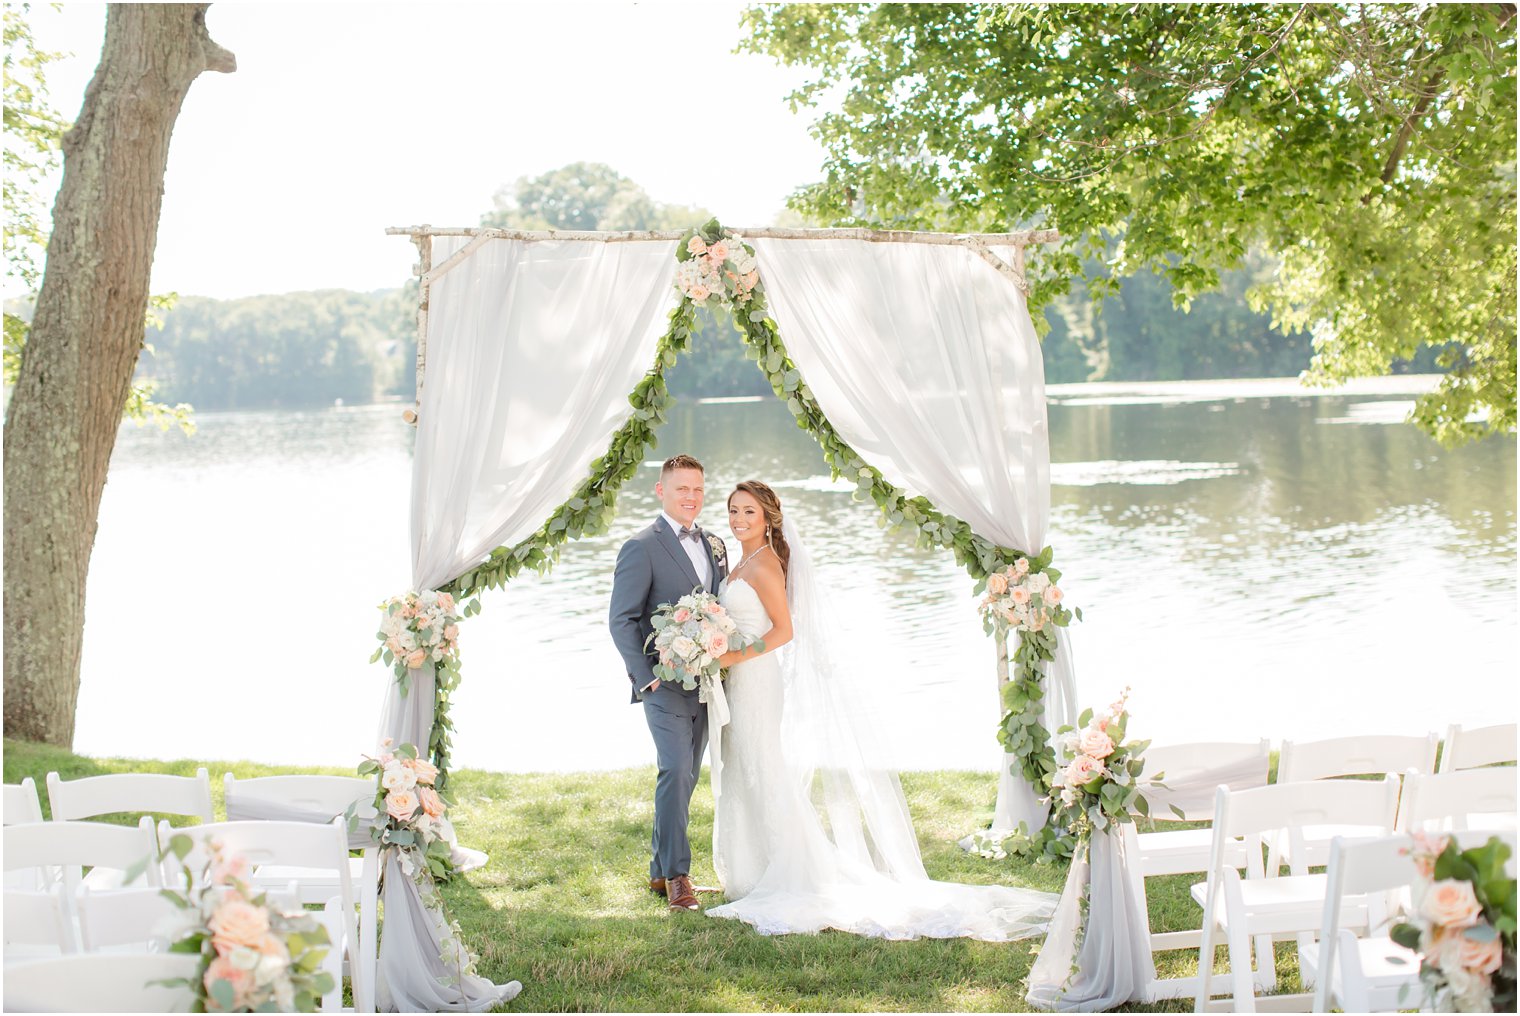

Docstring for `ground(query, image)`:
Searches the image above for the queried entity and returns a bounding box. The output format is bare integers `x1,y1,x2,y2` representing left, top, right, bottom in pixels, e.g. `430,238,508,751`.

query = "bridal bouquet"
354,741,455,880
1049,689,1163,841
154,835,335,1012
646,591,760,691
978,556,1076,636
371,589,461,696
675,225,761,308
1391,832,1516,1013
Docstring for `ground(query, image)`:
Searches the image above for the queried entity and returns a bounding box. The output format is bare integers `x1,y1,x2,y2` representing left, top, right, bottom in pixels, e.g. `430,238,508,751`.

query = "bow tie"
677,526,702,543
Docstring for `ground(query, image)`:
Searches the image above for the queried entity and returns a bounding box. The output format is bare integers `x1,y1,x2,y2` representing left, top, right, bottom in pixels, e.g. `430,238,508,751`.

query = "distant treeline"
100,258,1435,412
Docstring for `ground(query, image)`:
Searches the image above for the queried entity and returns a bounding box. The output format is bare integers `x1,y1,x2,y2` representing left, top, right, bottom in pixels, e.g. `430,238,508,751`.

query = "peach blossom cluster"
979,558,1068,634
676,232,761,305
647,590,756,692
1397,832,1510,1011
158,837,334,1012
364,741,450,860
374,589,461,682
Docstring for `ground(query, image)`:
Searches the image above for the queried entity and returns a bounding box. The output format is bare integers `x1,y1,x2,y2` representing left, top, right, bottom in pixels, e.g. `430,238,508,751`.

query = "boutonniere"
705,533,727,562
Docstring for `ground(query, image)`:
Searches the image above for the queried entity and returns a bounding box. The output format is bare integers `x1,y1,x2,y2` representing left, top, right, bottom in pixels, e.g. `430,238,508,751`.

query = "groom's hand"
646,679,661,693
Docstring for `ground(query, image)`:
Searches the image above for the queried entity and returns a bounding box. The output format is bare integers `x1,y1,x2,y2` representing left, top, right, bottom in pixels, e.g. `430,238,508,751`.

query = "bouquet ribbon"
700,672,731,800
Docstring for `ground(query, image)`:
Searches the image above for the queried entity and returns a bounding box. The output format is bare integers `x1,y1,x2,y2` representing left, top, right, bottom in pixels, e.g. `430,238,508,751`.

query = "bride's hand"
716,651,739,669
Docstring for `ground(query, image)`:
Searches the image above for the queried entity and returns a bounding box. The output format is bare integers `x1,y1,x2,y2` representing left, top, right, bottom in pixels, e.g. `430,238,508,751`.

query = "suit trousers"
642,684,708,880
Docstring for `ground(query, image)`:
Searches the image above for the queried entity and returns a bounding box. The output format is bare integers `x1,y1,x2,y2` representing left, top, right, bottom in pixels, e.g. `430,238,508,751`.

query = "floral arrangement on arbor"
355,740,455,881
676,231,760,306
155,835,335,1012
1048,688,1162,841
1392,832,1516,1013
371,589,463,697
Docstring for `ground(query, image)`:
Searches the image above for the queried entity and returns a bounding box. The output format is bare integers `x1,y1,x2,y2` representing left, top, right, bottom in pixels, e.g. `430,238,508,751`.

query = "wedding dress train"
707,576,1056,941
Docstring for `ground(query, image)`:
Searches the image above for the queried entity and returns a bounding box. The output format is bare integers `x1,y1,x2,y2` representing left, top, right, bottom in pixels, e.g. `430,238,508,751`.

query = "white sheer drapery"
379,237,680,748
752,238,1078,834
375,236,676,1012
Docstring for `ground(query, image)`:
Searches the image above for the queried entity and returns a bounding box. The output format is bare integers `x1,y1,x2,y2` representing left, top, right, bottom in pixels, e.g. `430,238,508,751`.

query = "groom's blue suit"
609,515,728,881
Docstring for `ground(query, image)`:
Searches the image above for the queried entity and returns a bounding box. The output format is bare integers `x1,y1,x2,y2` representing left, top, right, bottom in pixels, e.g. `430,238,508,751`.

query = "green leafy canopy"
741,2,1517,445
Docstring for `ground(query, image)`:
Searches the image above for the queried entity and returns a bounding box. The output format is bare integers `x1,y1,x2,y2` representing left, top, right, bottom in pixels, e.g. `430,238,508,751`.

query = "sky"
19,2,831,300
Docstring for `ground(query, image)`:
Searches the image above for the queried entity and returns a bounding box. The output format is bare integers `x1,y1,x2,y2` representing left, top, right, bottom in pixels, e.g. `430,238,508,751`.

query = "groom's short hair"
661,454,704,479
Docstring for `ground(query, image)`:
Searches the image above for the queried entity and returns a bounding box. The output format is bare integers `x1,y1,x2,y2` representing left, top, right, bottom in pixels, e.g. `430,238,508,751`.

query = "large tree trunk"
3,5,234,746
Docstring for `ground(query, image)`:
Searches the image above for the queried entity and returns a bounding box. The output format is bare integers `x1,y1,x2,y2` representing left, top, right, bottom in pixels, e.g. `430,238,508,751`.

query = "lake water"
77,377,1516,772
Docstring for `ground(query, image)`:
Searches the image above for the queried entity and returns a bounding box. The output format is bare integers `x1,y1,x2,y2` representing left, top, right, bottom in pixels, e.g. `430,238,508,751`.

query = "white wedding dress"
706,572,1056,941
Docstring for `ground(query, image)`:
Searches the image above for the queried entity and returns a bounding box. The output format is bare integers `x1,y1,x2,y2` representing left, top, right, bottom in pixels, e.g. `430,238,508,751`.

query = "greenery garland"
424,220,1067,818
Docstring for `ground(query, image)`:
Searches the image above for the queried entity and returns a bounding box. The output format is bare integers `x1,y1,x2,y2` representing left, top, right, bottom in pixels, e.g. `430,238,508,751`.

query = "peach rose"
704,631,728,656
1409,831,1451,878
386,636,403,654
209,898,270,957
1080,728,1116,759
1043,585,1064,605
405,649,427,669
1010,587,1031,605
204,955,255,1010
1066,754,1104,786
438,592,455,612
386,789,419,821
743,270,759,288
673,608,692,623
1014,557,1030,575
686,236,707,255
1422,878,1483,928
708,241,731,261
418,786,445,818
409,757,439,785
986,572,1009,595
443,624,459,642
1453,927,1504,974
703,601,723,614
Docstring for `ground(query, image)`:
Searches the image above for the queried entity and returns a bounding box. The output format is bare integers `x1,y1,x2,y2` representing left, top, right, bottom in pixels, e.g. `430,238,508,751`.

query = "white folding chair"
47,769,212,890
3,886,76,964
1439,723,1519,772
4,778,48,889
222,773,379,1013
1398,766,1518,833
3,818,162,896
1272,735,1438,875
161,818,369,1013
2,952,200,1012
1306,835,1421,1013
4,777,45,824
1192,777,1400,1012
47,769,213,823
1116,739,1272,1002
76,885,185,953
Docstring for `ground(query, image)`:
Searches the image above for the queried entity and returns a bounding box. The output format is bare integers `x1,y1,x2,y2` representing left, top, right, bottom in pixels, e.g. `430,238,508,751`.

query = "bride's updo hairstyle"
729,480,790,575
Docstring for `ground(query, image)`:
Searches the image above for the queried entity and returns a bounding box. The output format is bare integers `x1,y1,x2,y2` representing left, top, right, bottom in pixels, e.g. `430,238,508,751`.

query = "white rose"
230,945,261,971
273,979,295,1011
418,590,439,607
1026,571,1050,593
381,764,417,792
671,636,697,659
254,953,286,986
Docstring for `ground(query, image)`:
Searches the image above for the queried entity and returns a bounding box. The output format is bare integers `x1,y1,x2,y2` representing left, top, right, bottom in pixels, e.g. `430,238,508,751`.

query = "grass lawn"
4,739,1303,1012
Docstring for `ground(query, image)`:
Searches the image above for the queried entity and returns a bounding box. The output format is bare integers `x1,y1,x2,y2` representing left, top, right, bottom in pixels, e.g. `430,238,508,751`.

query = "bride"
703,480,1056,941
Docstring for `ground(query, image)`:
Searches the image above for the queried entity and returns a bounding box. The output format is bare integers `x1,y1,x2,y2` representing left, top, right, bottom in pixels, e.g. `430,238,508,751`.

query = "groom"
608,453,728,912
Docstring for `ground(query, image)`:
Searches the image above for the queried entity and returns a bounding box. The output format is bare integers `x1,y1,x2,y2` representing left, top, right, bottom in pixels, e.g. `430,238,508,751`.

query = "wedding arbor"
376,220,1079,845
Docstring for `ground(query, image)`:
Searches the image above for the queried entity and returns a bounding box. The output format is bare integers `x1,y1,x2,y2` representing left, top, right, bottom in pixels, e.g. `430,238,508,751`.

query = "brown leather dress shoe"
649,877,666,896
666,874,700,911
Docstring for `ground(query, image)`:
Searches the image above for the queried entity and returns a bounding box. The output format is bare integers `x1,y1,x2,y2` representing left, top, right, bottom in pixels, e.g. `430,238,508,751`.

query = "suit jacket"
609,516,729,704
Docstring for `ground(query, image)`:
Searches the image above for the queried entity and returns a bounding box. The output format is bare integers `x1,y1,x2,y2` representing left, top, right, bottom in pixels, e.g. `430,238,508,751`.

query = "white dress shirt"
661,511,711,589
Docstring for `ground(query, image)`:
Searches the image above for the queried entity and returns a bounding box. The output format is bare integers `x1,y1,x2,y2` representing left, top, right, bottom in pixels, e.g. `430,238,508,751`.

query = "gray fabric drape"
375,850,520,1012
1026,830,1155,1011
